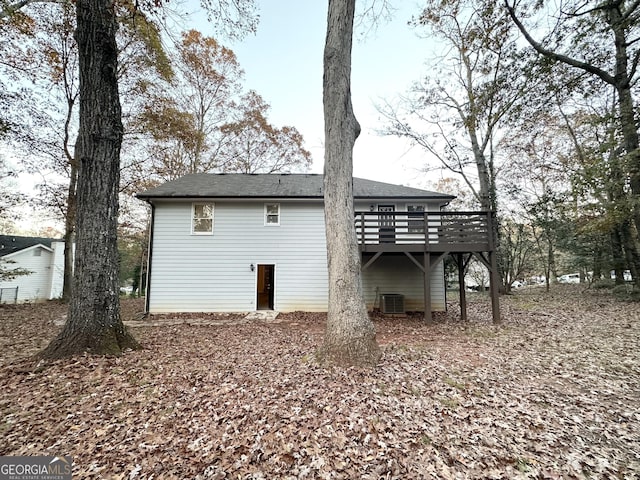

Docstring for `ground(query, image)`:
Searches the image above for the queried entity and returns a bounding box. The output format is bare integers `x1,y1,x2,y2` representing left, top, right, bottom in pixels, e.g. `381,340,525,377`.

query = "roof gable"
0,235,57,258
137,174,455,201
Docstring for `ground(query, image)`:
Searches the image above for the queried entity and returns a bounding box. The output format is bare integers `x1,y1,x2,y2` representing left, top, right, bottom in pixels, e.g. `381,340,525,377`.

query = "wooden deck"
355,210,500,324
355,211,495,253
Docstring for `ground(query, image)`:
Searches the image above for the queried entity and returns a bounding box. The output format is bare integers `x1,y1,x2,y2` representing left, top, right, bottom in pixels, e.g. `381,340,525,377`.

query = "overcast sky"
190,0,440,188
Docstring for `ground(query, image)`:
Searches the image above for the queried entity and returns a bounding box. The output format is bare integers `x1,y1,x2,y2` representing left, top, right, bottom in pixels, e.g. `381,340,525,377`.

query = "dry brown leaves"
0,286,638,479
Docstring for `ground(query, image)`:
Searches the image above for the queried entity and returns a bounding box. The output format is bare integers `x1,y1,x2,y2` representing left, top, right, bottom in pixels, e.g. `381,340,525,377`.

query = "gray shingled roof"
137,174,454,201
0,235,56,257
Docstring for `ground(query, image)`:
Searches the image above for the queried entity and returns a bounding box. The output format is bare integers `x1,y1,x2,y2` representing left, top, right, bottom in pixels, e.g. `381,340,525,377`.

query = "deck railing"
354,211,494,252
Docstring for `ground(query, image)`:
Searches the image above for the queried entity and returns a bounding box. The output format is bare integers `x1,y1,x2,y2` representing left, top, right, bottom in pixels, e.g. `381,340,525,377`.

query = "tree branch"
0,0,61,19
622,0,640,20
0,0,31,19
561,0,622,19
504,0,616,85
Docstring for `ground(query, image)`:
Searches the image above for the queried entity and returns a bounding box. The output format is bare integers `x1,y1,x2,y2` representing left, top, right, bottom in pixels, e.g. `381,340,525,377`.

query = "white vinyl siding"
192,203,214,235
0,242,65,303
149,201,328,312
148,199,448,313
361,255,446,312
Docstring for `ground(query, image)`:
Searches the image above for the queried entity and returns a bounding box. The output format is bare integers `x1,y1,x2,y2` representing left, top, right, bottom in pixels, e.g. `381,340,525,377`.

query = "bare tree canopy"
504,0,640,250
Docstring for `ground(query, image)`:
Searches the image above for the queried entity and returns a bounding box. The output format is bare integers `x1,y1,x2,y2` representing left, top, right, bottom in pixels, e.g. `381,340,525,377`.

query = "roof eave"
137,193,456,200
1,243,53,259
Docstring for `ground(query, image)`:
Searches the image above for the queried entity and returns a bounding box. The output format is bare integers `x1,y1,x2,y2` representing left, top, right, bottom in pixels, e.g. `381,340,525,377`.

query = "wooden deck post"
489,250,501,324
424,252,431,322
487,212,501,325
457,253,467,322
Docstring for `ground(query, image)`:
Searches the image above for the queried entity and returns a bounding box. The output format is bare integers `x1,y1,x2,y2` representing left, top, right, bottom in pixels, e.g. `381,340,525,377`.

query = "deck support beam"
423,252,431,322
361,251,383,271
456,253,467,322
404,252,424,272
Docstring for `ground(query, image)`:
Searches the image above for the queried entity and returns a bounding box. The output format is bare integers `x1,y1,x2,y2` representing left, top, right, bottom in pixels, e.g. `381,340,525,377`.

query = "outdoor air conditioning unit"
381,294,405,314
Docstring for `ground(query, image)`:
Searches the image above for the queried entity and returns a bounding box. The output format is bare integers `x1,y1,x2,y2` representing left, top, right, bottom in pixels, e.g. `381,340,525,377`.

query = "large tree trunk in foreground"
317,0,381,367
40,0,139,359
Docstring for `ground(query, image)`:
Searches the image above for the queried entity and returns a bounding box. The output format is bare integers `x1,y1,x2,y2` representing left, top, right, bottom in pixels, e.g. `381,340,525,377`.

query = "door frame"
256,263,275,310
378,204,396,243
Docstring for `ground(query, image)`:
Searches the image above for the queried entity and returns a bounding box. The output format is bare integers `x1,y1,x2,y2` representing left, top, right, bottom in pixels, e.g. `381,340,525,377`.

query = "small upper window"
407,205,425,233
33,249,42,257
265,203,280,226
192,203,214,234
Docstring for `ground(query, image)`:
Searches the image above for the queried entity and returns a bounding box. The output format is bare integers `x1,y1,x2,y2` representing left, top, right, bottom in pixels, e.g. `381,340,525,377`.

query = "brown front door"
379,205,396,243
257,264,275,310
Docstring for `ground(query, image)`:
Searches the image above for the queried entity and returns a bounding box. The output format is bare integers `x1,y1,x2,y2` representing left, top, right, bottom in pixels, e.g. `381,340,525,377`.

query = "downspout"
144,201,155,315
440,201,451,310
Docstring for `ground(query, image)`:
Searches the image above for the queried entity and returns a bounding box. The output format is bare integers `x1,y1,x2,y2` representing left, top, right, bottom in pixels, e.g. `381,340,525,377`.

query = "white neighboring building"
0,236,65,303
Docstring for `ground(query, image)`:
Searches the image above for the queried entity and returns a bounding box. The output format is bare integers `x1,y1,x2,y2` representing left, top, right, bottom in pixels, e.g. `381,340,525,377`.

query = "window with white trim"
407,205,425,233
265,203,280,226
192,203,214,234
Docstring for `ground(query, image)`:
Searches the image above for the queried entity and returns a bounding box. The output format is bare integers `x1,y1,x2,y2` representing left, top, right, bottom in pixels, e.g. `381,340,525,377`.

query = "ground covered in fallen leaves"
0,286,638,479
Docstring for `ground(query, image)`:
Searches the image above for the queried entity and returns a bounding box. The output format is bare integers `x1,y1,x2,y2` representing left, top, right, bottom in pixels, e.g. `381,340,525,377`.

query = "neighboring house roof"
0,235,57,258
137,173,455,201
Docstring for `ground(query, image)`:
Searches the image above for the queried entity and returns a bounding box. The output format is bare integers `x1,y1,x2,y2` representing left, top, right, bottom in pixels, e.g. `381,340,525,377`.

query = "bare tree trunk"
317,0,381,368
469,133,492,212
62,162,76,302
40,0,139,359
469,118,505,293
611,227,625,285
61,41,78,303
608,6,640,238
620,220,640,283
608,140,640,287
592,246,603,281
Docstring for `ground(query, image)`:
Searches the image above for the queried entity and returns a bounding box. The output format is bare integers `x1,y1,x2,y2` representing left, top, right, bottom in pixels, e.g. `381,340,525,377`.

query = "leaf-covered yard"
1,286,639,479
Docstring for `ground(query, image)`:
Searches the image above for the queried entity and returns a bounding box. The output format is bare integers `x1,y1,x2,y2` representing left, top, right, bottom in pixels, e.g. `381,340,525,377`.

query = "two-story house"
137,173,499,321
